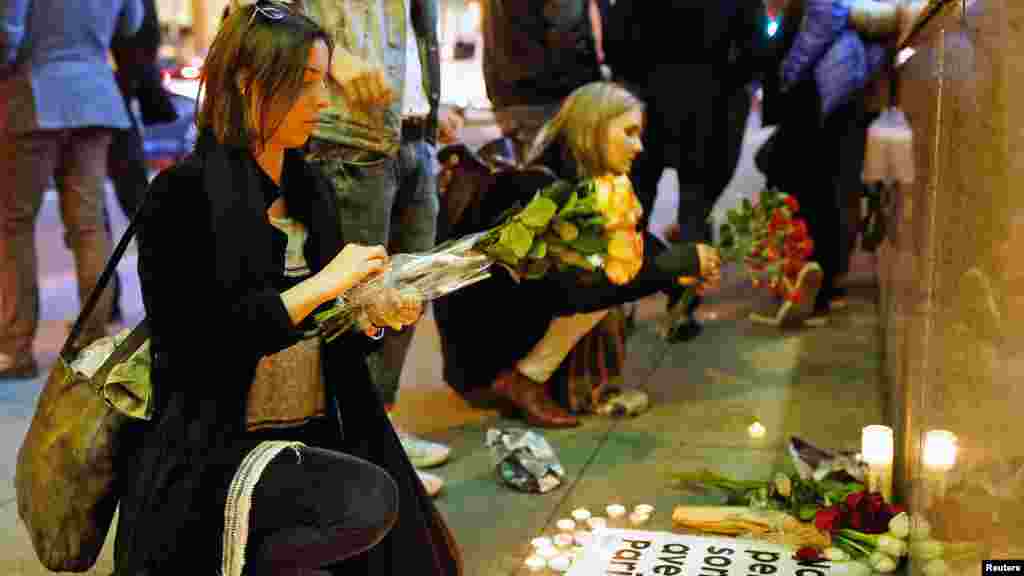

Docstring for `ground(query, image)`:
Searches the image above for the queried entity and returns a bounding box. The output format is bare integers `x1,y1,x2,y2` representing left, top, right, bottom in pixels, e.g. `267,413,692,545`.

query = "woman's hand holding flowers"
317,244,390,301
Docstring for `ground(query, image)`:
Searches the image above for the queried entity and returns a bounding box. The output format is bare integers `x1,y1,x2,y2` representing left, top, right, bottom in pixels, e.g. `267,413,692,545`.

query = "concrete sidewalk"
0,112,884,575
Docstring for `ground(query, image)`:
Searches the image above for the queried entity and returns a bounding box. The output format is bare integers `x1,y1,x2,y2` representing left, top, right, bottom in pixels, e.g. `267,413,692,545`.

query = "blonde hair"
526,82,645,178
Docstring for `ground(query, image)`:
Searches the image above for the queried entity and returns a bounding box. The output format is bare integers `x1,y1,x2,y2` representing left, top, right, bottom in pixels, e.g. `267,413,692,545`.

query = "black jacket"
433,148,700,394
114,134,461,575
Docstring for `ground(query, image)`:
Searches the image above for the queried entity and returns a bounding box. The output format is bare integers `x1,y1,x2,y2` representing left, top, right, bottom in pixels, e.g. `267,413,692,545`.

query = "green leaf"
798,505,819,521
519,195,559,229
570,230,608,254
528,239,548,259
742,197,753,212
558,190,579,215
499,221,535,259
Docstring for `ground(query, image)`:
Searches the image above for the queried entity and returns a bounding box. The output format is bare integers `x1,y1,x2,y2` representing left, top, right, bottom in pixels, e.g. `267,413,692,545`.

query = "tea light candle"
571,508,592,522
587,517,608,531
525,555,547,572
554,533,575,548
634,504,655,516
531,537,553,550
748,421,767,439
606,504,627,521
574,530,594,547
556,518,577,532
549,554,573,573
862,425,894,501
538,545,560,560
629,511,650,526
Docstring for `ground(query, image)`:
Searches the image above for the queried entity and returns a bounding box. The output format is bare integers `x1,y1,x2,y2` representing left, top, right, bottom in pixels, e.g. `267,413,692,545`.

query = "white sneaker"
417,470,444,498
398,429,452,469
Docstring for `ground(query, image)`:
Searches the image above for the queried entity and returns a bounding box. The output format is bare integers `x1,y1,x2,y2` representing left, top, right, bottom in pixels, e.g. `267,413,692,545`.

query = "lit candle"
748,421,767,439
531,537,553,550
606,504,627,522
923,430,958,499
538,545,560,560
549,554,573,572
629,511,650,526
525,555,547,572
587,517,608,531
554,533,575,548
572,508,592,522
556,518,577,532
634,504,655,516
862,425,895,501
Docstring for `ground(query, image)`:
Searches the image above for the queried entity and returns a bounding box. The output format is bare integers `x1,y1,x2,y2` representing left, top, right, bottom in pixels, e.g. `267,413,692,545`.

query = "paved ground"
0,108,885,575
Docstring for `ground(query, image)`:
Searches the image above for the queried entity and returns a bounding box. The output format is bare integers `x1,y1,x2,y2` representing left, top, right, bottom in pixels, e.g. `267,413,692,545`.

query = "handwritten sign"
567,529,833,576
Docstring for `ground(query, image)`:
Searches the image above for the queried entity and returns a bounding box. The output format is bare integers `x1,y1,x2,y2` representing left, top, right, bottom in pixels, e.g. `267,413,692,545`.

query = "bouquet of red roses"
718,188,815,304
663,188,814,340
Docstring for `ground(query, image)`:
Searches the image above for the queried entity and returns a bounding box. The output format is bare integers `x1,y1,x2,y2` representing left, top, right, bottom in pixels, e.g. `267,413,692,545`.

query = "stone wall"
880,0,1023,565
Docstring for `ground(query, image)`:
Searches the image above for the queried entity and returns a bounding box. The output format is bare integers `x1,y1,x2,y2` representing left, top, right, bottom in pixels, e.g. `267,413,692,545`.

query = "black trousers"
244,441,399,576
763,95,868,311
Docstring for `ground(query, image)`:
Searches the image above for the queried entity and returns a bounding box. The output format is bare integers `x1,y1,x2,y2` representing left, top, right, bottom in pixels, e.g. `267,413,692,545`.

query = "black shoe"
669,316,704,342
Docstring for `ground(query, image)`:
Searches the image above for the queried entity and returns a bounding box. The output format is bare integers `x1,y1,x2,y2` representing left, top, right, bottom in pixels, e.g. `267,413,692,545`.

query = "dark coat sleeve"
535,233,701,316
137,164,302,364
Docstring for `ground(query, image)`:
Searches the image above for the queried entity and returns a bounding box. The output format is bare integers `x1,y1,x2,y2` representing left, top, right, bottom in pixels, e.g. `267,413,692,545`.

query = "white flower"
823,548,849,562
923,558,949,576
828,561,872,576
878,534,908,557
888,512,910,539
869,551,898,573
909,540,944,561
910,515,933,541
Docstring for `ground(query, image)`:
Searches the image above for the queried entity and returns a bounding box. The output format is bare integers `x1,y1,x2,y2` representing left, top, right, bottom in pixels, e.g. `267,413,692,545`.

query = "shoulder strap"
61,179,157,360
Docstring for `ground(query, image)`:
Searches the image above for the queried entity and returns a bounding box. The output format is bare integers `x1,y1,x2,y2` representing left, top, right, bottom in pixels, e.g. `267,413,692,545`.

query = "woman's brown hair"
197,2,332,150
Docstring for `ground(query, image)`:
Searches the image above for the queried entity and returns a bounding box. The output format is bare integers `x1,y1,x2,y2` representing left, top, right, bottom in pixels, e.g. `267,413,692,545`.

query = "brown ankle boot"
491,369,579,428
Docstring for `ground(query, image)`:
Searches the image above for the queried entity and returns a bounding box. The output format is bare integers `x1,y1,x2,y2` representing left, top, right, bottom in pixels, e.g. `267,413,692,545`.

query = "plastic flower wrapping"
314,175,646,341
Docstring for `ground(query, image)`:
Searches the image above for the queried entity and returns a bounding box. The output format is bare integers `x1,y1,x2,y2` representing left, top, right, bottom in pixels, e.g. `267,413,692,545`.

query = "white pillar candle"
554,533,575,548
862,425,895,501
531,537,553,550
525,555,547,572
549,554,573,572
587,517,608,531
634,504,655,516
571,508,592,522
556,518,577,532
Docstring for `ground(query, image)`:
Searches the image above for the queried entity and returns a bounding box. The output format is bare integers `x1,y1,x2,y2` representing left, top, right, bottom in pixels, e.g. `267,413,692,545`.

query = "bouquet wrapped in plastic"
314,174,647,341
314,232,493,342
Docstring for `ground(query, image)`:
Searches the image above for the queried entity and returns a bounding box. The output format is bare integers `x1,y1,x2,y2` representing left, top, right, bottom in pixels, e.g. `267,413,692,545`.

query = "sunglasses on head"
248,0,293,28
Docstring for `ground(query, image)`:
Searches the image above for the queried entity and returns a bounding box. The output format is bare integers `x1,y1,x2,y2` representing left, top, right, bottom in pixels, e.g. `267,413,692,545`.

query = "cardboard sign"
567,529,834,576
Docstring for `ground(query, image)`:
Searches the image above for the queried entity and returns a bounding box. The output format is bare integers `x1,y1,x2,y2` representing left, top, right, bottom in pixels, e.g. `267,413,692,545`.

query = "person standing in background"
0,0,143,379
480,0,601,163
299,0,462,497
105,0,180,324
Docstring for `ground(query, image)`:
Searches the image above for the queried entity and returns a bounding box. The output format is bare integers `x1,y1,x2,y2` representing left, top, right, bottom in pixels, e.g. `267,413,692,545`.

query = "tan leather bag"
16,321,151,572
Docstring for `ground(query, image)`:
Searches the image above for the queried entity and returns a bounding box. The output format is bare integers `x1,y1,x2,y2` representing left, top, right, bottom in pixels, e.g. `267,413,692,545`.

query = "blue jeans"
308,139,439,405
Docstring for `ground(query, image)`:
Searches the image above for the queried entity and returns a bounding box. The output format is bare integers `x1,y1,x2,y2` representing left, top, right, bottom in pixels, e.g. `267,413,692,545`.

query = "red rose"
847,509,864,530
791,219,809,241
846,491,866,509
770,210,788,232
784,196,800,212
795,547,821,561
786,289,803,303
815,506,842,533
